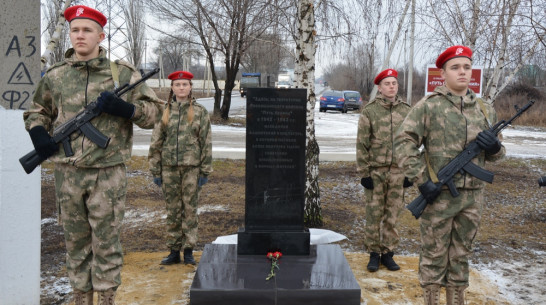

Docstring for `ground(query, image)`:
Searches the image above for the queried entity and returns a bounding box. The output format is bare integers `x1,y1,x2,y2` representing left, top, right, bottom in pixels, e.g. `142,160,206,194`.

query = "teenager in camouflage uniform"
23,5,161,305
394,46,505,305
356,69,412,272
148,71,212,265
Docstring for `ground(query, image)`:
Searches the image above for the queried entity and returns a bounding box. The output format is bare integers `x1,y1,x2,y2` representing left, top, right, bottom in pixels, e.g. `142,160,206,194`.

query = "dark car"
319,90,348,113
342,90,363,111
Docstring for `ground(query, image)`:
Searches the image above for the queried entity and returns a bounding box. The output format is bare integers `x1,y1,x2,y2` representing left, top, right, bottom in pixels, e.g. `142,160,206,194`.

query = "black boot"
183,248,196,265
367,252,380,272
160,250,181,265
381,252,400,271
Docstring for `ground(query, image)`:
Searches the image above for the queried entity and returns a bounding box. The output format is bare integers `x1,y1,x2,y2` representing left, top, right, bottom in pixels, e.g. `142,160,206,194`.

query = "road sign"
425,65,483,97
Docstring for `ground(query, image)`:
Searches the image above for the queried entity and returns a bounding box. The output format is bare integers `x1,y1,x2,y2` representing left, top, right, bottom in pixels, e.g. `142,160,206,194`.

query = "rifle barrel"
116,68,160,97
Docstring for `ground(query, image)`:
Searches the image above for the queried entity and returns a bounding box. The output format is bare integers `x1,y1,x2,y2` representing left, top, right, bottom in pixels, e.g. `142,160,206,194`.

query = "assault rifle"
407,100,535,219
19,68,160,174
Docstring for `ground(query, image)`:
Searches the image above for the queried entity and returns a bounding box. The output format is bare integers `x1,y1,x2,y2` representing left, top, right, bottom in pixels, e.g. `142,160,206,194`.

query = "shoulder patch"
45,61,67,73
422,92,443,104
425,92,441,100
193,102,208,110
114,59,137,71
364,100,377,108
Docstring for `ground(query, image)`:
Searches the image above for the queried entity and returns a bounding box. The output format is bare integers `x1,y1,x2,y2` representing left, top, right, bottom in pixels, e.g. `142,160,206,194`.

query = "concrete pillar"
0,0,41,304
0,109,41,304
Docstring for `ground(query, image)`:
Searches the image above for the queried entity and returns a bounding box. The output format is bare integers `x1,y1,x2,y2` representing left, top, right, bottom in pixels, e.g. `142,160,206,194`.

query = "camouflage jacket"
394,86,505,189
23,47,162,168
148,98,212,177
356,94,411,177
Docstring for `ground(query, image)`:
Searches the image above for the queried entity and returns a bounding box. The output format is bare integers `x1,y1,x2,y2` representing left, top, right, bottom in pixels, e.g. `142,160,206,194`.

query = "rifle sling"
110,60,120,89
425,151,439,183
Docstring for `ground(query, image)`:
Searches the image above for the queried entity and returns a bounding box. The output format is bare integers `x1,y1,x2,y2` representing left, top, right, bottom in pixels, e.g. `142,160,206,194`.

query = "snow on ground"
41,276,71,302
197,204,230,214
123,205,229,228
123,209,165,228
475,255,546,305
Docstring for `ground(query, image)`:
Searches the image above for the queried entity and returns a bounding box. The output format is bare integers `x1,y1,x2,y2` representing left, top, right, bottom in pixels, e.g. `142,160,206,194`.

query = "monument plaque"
238,88,310,255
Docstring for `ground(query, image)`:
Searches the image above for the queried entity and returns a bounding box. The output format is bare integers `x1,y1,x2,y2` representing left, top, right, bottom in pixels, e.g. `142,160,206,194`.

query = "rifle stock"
19,68,160,174
407,100,535,219
406,195,428,218
19,150,46,174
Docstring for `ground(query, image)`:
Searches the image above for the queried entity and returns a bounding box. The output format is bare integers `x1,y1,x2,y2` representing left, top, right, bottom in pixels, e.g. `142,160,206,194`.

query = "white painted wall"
0,108,41,304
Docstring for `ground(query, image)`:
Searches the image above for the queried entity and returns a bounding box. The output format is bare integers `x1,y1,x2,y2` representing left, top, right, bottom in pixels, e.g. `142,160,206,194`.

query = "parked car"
342,90,363,111
319,90,348,113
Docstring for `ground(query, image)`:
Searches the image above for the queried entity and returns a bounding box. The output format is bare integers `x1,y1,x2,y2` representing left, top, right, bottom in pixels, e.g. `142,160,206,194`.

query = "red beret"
436,45,472,68
168,71,194,81
65,5,107,28
374,69,398,85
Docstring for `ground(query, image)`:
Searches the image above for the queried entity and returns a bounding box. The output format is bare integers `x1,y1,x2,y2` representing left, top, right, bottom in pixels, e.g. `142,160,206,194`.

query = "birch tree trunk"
295,0,322,227
483,0,520,102
369,0,411,100
41,0,72,72
406,0,415,105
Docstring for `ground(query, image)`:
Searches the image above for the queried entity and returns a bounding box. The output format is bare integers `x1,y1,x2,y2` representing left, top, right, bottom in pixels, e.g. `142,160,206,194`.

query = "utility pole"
159,52,164,91
202,56,208,95
144,40,147,70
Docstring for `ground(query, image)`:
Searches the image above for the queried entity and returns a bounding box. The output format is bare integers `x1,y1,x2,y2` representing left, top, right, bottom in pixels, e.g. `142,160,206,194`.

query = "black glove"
153,177,162,187
28,126,58,159
476,130,501,155
97,91,135,119
361,177,374,189
198,176,208,187
403,177,413,188
418,180,442,204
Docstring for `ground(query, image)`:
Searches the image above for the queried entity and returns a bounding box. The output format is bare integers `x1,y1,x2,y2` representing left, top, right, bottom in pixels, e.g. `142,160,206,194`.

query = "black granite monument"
238,88,310,255
190,88,361,305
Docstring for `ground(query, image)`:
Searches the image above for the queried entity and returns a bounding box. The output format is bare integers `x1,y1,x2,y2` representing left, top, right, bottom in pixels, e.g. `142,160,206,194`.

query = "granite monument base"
190,244,361,305
237,227,310,255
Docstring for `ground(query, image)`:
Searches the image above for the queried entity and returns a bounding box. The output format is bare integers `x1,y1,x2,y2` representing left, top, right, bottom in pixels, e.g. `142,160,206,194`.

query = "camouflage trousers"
364,167,405,253
419,189,483,287
54,163,126,292
161,166,200,251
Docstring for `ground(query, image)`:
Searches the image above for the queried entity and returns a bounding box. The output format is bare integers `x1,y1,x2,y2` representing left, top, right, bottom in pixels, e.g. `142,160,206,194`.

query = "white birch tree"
290,0,363,226
294,0,321,226
41,0,73,72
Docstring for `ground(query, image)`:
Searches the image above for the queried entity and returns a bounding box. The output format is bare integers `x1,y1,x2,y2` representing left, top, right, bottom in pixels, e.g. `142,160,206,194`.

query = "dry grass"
494,95,545,127
209,114,246,127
